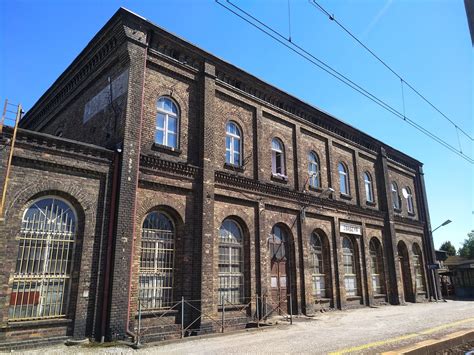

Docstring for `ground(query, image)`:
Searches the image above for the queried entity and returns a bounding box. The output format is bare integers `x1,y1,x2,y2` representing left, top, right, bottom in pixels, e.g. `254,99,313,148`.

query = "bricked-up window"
271,138,286,176
139,212,175,310
310,232,326,298
343,237,359,297
308,152,320,188
225,122,241,166
405,187,414,214
413,244,425,292
338,162,350,195
364,172,374,203
391,182,401,210
369,238,385,294
9,197,76,321
218,219,244,304
156,97,179,149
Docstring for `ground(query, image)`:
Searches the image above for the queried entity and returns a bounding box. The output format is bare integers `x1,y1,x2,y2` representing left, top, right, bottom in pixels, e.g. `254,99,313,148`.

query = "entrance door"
269,225,289,314
397,242,413,303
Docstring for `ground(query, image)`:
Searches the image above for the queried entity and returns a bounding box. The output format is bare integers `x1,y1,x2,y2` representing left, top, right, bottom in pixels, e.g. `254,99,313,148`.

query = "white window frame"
310,232,326,298
364,172,374,203
406,187,414,214
139,211,175,310
218,219,244,305
343,237,358,297
9,197,77,321
155,97,179,149
271,138,286,177
338,162,350,195
308,152,320,188
225,122,242,166
391,182,400,210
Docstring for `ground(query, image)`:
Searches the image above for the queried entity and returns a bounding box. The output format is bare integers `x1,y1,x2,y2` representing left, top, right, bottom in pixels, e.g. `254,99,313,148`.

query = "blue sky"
1,0,472,250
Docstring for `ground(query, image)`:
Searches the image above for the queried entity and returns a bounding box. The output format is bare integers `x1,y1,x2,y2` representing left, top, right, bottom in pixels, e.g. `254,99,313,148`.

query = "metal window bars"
9,198,76,321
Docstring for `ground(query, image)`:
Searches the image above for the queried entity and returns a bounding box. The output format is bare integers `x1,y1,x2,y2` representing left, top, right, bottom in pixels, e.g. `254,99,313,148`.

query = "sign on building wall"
340,222,361,235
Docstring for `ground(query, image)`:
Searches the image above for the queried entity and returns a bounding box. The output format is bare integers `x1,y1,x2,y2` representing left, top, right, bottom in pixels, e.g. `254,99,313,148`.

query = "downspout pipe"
125,30,151,341
101,150,121,342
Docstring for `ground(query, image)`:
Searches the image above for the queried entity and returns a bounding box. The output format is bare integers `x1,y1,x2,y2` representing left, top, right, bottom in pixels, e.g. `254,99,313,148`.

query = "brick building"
0,8,440,346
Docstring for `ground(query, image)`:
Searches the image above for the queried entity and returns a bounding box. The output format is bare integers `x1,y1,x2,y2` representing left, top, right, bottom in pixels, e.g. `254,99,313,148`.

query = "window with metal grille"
310,232,326,298
343,237,358,297
369,238,385,294
225,121,242,166
338,162,349,195
155,97,179,149
413,244,425,292
9,197,77,321
218,219,244,305
139,212,175,310
308,152,320,188
364,172,374,203
271,138,286,176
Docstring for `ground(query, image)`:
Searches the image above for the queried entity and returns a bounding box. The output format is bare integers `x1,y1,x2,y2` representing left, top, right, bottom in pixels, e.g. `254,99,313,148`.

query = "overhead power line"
215,0,474,165
309,0,474,142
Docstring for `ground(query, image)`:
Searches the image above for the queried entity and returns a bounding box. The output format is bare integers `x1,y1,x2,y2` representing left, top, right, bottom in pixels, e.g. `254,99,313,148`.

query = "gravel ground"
9,300,474,354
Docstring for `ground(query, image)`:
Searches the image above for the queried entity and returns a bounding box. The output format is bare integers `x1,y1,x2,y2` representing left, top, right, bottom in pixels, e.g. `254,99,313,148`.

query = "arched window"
270,224,287,260
405,187,414,214
342,237,358,296
156,97,179,148
225,122,242,166
9,197,77,321
139,211,175,309
271,138,286,176
338,162,350,195
413,244,425,292
308,152,320,188
310,232,326,298
391,182,401,210
218,219,244,304
364,172,374,203
369,238,385,294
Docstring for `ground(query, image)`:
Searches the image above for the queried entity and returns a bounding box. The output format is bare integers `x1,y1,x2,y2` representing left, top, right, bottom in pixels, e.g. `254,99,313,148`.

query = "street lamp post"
430,219,452,302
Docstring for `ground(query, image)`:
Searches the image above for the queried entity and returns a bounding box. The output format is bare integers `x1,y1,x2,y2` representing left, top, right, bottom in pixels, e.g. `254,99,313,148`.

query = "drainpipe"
100,150,121,342
125,29,151,341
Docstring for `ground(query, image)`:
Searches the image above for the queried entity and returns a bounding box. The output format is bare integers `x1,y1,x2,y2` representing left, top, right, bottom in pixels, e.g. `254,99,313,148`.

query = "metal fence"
134,294,294,346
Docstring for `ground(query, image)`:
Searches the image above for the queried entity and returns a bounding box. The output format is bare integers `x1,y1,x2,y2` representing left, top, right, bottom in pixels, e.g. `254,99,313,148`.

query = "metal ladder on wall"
0,99,23,220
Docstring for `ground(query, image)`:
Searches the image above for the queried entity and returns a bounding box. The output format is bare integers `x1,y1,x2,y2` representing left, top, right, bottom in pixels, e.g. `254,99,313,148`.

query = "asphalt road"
16,300,474,354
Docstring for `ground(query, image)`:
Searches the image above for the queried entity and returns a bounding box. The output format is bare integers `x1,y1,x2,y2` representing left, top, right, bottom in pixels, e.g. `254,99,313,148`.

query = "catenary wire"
215,0,473,164
309,0,474,142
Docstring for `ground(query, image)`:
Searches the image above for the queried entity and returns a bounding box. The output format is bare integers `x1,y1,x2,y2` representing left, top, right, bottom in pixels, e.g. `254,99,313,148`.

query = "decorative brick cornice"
140,154,200,178
215,170,385,219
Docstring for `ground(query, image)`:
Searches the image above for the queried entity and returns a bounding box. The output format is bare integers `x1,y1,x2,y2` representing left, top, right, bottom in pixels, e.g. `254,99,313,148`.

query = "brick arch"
4,180,95,223
136,199,185,229
157,90,188,119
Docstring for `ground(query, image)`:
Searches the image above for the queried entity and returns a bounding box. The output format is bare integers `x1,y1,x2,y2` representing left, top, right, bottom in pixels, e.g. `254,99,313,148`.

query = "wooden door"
269,226,289,314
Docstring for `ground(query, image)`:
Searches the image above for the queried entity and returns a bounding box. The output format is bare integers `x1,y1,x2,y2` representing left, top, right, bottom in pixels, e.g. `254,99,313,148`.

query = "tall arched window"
405,187,414,214
225,122,242,166
308,152,320,188
369,238,385,294
310,232,326,298
343,237,358,296
139,211,175,309
391,182,401,210
156,97,179,148
413,244,425,292
338,162,350,195
364,172,374,203
9,197,77,321
218,219,244,304
271,138,286,176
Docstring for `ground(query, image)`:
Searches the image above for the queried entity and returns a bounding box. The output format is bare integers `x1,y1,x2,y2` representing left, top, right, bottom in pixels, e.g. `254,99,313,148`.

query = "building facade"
0,8,440,346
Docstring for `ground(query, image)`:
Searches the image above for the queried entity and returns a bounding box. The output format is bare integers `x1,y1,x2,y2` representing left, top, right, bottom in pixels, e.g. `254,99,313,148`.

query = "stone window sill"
408,212,416,217
394,208,402,214
374,294,387,299
223,162,245,173
314,297,331,303
271,173,288,183
346,296,362,301
152,143,182,156
340,193,353,200
308,186,323,193
7,317,72,328
366,201,376,207
137,309,179,317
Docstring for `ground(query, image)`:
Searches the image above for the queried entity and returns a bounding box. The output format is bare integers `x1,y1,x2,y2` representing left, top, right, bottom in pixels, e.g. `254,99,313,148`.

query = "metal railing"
134,293,294,345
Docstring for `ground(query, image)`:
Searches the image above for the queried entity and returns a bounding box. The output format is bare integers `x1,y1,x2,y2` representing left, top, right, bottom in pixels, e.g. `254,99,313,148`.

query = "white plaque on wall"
340,222,361,235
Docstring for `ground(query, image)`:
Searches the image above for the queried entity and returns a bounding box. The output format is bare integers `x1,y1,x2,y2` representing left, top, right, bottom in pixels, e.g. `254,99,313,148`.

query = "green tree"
440,241,456,256
458,231,474,258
